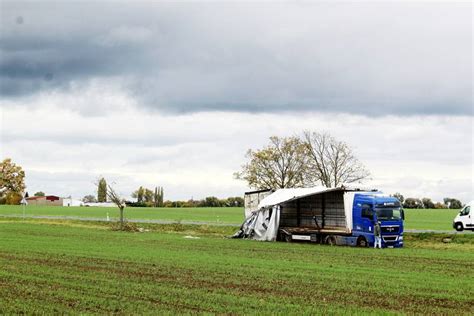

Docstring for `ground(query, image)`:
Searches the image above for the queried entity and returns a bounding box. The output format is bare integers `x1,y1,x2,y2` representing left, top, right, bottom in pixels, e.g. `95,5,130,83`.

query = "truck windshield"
375,208,402,220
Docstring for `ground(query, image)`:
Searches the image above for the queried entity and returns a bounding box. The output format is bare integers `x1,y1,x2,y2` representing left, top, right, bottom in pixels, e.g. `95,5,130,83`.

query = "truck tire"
356,237,368,247
325,235,337,246
277,230,292,242
454,222,464,232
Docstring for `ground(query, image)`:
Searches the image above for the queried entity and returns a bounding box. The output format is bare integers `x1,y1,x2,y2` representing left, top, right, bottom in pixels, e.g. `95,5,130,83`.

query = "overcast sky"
1,1,472,203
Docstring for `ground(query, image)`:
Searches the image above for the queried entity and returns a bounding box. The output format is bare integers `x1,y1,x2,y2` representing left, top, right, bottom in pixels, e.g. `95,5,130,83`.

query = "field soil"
0,219,473,315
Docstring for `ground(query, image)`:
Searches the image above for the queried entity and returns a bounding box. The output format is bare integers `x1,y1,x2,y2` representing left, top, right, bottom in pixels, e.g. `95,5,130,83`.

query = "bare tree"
234,136,310,189
106,184,126,229
303,131,370,187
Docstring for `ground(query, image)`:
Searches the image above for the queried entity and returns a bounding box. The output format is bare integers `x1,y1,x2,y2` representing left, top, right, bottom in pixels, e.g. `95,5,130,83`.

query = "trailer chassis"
278,227,362,246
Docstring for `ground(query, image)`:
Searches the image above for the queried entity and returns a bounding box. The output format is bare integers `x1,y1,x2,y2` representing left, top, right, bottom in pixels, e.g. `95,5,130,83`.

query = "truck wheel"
325,236,337,246
356,237,368,247
280,233,292,242
455,223,464,232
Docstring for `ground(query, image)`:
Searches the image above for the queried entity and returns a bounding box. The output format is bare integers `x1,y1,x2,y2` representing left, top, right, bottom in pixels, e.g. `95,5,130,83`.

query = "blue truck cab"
352,194,404,248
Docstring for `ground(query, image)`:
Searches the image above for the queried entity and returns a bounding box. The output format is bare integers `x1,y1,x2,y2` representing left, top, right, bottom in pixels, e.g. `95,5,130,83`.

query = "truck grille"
381,226,399,234
383,236,398,242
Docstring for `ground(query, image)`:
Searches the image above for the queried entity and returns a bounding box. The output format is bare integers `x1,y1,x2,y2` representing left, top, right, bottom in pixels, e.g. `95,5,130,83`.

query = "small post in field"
20,193,28,220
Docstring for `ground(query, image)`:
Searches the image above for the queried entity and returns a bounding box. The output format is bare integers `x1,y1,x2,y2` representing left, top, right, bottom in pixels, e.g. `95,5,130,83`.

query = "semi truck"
235,186,405,248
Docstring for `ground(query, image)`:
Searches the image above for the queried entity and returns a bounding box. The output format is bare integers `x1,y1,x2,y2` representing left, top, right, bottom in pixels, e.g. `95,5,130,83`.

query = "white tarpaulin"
232,205,280,241
257,186,330,209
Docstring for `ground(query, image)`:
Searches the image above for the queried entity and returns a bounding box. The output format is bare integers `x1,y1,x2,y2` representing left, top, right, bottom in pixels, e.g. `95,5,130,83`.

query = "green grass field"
0,219,473,314
404,209,461,231
0,205,243,224
0,205,463,231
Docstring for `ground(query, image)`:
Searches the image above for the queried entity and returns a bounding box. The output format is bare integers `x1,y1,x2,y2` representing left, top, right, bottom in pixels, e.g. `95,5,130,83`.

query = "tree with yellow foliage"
0,158,26,204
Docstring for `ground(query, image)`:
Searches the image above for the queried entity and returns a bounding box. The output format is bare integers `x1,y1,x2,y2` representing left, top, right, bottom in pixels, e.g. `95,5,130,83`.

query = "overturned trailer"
234,187,405,248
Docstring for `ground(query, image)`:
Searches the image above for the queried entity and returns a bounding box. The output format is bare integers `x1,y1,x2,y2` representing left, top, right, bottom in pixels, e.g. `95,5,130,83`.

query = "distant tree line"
85,180,243,208
129,186,164,207
82,195,97,203
124,196,243,208
392,193,464,209
157,196,244,208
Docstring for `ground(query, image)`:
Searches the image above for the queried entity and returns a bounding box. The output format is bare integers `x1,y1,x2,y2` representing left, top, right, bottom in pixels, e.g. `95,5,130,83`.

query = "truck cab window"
460,206,470,216
375,208,402,220
361,204,373,219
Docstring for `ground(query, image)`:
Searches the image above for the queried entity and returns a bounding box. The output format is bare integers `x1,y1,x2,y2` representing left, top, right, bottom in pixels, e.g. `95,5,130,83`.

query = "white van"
453,200,474,231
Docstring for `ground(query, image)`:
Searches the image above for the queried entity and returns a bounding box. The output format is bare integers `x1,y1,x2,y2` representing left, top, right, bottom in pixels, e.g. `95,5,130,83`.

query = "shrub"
109,221,141,232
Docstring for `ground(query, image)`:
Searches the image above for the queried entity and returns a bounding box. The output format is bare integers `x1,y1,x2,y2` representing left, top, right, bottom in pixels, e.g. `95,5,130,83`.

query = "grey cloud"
3,105,471,201
1,1,472,116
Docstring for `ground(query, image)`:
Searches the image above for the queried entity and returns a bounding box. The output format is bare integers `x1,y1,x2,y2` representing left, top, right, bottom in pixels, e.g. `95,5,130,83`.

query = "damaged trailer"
233,187,405,248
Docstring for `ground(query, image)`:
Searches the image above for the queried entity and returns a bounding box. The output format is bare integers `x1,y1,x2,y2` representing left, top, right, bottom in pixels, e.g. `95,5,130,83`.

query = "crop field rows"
0,219,473,315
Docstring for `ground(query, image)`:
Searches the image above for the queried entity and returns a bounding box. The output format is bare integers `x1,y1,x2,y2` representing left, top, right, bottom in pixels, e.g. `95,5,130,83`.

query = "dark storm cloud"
1,1,472,116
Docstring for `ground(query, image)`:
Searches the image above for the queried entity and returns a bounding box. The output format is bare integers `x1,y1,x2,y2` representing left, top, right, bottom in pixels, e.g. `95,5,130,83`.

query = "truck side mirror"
401,209,405,220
